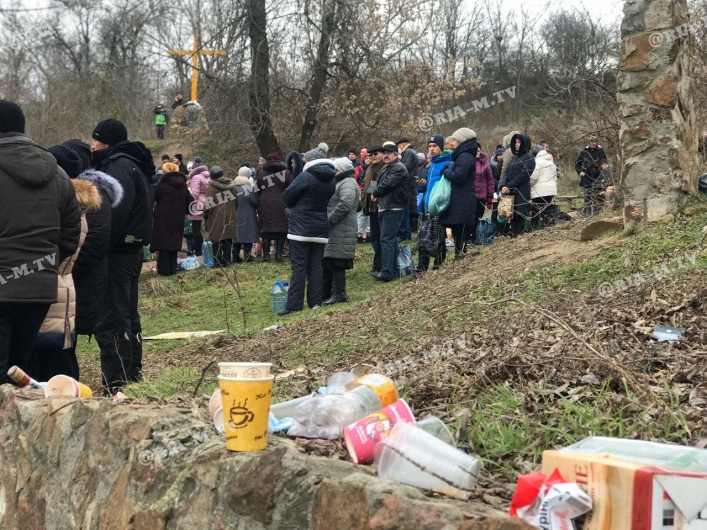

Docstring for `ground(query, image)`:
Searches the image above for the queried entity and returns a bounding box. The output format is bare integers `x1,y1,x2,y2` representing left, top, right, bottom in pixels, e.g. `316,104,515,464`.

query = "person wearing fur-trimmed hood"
286,151,304,178
29,143,119,381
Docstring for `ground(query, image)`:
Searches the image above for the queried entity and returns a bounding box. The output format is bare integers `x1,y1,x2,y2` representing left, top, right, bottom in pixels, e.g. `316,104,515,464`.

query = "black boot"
262,239,271,262
323,270,348,305
275,239,285,262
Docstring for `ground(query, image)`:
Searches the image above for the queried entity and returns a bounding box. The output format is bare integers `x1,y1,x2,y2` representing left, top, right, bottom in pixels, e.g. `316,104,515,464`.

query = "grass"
76,243,399,396
461,380,690,475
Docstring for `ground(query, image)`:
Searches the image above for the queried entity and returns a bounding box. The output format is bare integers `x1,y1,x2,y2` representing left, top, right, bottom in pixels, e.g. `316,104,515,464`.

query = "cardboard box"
542,450,707,530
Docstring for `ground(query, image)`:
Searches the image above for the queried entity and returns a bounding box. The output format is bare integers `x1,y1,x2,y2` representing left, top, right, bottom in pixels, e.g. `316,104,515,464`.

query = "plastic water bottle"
271,279,287,314
202,241,214,267
287,374,397,439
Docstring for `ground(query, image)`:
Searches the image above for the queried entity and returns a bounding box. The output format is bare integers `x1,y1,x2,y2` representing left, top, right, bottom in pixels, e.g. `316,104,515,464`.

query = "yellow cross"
168,34,225,102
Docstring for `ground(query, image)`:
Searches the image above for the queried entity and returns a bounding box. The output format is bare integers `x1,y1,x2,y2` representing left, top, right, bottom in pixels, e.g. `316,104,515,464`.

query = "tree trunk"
247,0,281,157
298,0,337,153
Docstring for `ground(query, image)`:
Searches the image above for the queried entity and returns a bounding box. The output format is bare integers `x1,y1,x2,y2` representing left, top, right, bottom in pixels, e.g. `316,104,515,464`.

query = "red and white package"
510,468,593,529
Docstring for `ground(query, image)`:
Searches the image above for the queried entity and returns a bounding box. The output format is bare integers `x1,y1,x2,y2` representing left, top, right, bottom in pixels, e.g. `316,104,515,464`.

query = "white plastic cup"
217,362,272,379
416,416,456,447
325,372,356,394
213,405,225,433
374,422,479,500
209,388,222,418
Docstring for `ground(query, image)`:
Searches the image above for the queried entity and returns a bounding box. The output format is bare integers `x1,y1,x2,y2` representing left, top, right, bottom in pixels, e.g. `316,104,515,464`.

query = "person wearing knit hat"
204,165,238,267
304,142,329,162
151,160,193,276
266,153,281,162
322,157,360,305
89,116,156,394
347,150,358,168
233,165,260,263
451,128,477,145
440,128,480,259
428,135,444,152
91,119,128,149
48,145,84,179
238,166,252,178
0,100,26,133
173,154,187,174
0,100,81,384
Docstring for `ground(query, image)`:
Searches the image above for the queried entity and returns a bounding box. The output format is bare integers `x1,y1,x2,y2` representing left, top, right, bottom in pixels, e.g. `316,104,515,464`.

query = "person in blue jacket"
416,134,452,271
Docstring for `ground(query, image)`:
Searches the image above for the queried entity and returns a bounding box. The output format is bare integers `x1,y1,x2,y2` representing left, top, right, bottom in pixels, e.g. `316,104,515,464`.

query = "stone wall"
0,387,531,530
618,0,699,222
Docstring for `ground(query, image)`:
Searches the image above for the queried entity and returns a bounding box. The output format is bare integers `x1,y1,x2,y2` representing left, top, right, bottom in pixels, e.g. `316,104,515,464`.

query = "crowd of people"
0,98,616,396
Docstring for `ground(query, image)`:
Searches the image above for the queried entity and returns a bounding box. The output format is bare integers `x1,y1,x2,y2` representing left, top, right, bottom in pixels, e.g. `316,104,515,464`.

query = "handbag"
428,176,452,216
418,215,446,257
498,194,515,219
475,217,495,245
397,246,414,277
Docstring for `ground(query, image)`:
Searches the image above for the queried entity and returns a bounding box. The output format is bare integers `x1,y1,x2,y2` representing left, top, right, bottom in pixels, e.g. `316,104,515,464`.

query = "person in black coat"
440,128,478,258
574,136,608,216
371,145,409,282
501,133,535,237
90,118,155,393
279,152,336,315
151,163,194,275
61,140,124,342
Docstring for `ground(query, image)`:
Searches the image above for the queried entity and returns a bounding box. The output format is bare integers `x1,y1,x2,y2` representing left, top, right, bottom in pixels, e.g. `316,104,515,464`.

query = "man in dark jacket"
396,138,419,241
372,145,409,282
279,150,336,315
90,118,156,393
574,136,607,216
0,100,81,384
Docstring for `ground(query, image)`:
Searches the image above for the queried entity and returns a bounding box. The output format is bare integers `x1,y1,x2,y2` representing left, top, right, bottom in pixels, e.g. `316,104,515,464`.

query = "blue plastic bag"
178,256,200,270
397,246,414,277
428,176,452,216
475,218,495,245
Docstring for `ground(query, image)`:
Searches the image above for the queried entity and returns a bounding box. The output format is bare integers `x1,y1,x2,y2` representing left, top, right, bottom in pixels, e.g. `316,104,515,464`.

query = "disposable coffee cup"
45,375,93,398
213,405,225,434
374,422,479,500
218,362,272,379
325,372,356,394
209,388,222,418
416,416,456,447
218,375,273,451
343,399,415,464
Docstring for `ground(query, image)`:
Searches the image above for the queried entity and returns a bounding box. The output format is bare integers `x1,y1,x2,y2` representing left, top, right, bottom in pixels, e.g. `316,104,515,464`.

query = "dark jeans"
0,303,51,385
398,205,411,240
531,196,555,228
156,250,178,276
156,125,165,139
286,240,325,310
379,209,405,280
95,250,143,392
369,211,382,272
233,243,253,262
510,215,525,236
213,239,233,266
192,220,203,256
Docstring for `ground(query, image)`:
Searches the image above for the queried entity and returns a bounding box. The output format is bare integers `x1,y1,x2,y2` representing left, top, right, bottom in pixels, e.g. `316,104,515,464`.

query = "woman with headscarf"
500,133,535,237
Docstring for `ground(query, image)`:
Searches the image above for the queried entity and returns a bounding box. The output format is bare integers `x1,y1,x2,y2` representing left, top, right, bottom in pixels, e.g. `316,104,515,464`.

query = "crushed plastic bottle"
288,374,398,439
202,241,214,267
270,279,288,314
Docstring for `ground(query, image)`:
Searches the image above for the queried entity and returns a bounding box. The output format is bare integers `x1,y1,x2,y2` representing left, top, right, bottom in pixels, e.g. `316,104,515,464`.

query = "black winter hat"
62,139,92,171
92,119,127,147
0,100,25,134
161,153,170,161
210,166,224,179
48,144,83,179
428,134,444,151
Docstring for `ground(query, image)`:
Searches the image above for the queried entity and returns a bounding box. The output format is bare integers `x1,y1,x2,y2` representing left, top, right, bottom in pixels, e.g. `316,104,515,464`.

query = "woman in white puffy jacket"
529,150,557,225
